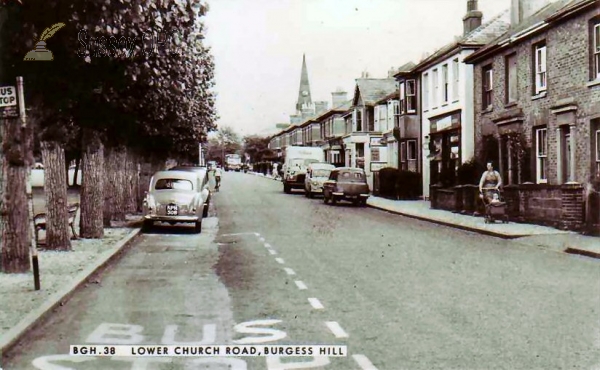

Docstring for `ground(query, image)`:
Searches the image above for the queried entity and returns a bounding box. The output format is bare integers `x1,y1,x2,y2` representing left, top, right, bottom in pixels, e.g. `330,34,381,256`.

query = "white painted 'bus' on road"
284,268,296,275
264,243,271,248
325,321,348,338
353,354,379,370
308,298,324,310
294,281,308,290
275,258,285,264
268,249,277,255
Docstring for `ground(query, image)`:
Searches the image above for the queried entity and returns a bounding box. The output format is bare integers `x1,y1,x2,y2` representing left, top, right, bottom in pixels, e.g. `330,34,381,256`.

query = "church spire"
296,53,312,113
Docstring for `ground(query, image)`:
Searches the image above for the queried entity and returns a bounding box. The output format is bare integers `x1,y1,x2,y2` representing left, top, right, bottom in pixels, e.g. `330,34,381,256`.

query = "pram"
480,187,509,224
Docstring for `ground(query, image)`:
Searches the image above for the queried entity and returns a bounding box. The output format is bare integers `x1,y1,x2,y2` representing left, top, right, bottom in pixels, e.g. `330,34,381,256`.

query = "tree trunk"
103,146,115,227
125,148,139,214
41,141,71,250
1,118,33,273
113,147,126,221
80,129,104,238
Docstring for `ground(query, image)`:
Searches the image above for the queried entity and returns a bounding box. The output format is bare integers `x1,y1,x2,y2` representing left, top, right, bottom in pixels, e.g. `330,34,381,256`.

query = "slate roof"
375,91,400,105
465,0,595,63
354,78,398,106
414,9,511,71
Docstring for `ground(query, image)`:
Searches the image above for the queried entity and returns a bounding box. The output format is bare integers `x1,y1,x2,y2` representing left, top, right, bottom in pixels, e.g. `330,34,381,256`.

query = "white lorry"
282,146,325,193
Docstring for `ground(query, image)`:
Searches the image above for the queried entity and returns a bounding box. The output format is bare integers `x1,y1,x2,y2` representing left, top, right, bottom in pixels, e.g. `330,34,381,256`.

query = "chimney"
463,0,482,35
388,66,397,78
315,101,329,115
511,0,557,26
331,90,348,109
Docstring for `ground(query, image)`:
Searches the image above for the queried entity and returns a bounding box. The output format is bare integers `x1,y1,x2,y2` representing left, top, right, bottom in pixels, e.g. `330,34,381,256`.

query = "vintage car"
169,165,211,217
304,162,336,198
322,167,370,206
142,170,210,232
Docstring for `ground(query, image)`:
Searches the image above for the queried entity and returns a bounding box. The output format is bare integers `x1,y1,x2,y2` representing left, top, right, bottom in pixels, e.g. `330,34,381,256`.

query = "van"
282,146,324,193
304,163,335,198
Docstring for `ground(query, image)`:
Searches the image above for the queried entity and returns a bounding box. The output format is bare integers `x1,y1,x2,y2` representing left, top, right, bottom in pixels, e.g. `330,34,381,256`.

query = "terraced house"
465,0,600,232
415,0,510,198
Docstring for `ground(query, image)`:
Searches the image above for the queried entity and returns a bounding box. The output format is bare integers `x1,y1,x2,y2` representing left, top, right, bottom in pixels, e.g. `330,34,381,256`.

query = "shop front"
428,111,461,187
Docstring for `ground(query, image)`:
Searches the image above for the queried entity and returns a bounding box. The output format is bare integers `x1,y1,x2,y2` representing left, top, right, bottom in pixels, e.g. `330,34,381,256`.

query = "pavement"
252,171,600,259
0,224,142,356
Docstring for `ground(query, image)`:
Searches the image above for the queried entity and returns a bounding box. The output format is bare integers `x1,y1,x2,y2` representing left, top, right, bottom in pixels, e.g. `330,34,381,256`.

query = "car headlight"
311,180,319,186
290,170,296,175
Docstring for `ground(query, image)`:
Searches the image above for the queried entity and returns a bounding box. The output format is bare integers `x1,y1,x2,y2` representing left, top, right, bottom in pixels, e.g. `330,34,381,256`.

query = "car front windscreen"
155,179,194,191
312,169,331,178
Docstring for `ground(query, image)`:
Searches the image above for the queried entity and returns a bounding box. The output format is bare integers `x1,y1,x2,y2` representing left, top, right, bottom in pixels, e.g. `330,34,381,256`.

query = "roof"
413,9,510,71
354,78,398,106
375,91,400,105
393,61,417,78
465,0,595,63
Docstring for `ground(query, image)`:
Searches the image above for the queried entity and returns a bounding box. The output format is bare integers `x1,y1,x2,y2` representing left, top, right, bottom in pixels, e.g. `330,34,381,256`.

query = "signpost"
0,85,19,118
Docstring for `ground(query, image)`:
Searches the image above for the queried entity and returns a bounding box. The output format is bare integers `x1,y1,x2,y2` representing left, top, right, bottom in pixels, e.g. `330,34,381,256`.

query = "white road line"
325,321,348,338
275,258,285,264
221,232,259,237
259,237,265,242
268,249,277,255
284,268,296,275
308,298,324,309
264,243,271,248
294,280,308,290
353,354,379,370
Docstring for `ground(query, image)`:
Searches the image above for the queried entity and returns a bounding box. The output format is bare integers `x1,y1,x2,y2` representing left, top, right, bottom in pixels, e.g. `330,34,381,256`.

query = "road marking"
294,280,308,290
308,298,324,309
268,249,277,255
325,321,348,338
284,268,296,275
353,354,379,370
264,243,271,248
275,258,285,264
221,232,259,237
259,237,265,242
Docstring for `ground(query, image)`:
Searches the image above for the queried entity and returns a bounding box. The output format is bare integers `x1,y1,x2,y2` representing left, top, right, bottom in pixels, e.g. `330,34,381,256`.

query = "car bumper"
144,215,200,222
331,192,369,199
309,185,324,193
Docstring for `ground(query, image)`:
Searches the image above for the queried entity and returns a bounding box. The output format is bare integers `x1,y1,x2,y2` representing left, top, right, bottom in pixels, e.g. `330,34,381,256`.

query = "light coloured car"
142,170,210,232
304,163,336,198
169,165,211,217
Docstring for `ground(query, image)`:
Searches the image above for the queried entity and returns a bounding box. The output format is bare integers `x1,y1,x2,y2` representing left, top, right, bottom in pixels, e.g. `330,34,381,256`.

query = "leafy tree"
242,135,270,163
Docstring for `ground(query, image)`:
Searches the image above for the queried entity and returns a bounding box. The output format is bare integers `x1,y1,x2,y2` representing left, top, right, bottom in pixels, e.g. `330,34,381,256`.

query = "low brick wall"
430,183,586,231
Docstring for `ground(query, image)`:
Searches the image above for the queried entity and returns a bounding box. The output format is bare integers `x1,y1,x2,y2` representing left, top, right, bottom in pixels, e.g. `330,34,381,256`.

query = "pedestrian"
215,165,222,191
478,161,502,204
273,162,279,179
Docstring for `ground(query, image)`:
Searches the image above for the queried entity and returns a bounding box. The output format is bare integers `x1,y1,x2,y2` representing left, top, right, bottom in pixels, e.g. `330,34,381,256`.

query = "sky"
203,0,512,137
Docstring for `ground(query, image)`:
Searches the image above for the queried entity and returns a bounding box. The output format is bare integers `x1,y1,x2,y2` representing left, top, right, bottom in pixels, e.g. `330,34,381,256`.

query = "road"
4,171,600,370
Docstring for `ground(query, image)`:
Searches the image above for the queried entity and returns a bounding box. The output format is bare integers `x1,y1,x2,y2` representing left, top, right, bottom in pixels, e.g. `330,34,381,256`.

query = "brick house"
392,61,421,173
414,0,510,198
318,92,351,167
464,0,600,231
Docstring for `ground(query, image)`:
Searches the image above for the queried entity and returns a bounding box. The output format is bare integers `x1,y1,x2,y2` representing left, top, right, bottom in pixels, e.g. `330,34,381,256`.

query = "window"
442,64,449,103
534,43,547,95
423,73,429,110
407,140,417,160
506,53,518,103
399,82,406,114
482,65,493,109
535,128,547,183
432,69,439,107
593,22,600,80
595,129,600,176
452,58,459,100
356,110,362,131
406,80,416,113
400,142,406,162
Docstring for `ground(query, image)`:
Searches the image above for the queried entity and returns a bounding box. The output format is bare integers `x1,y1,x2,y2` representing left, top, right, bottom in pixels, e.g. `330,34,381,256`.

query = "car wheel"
361,199,367,207
307,189,313,198
194,220,202,233
353,199,359,206
284,184,291,194
331,197,337,206
202,202,209,218
142,220,153,232
304,187,309,198
323,193,329,204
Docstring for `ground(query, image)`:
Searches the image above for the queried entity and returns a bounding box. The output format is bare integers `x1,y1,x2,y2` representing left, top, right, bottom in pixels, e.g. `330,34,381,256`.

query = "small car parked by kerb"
304,162,336,198
323,167,370,206
142,170,210,232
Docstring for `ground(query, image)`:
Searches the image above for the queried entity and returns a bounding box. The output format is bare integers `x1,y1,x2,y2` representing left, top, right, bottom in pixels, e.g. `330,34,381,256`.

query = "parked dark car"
322,167,370,206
